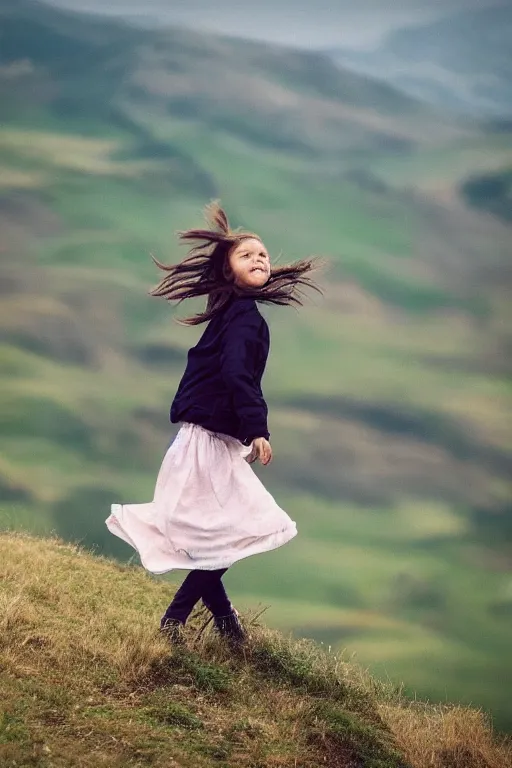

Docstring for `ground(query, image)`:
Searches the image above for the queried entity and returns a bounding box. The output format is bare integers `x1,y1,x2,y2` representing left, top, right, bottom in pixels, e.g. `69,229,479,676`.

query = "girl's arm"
220,312,269,446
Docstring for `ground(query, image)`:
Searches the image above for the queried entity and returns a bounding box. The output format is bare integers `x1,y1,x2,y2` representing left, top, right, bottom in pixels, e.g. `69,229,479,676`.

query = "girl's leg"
201,570,233,617
201,571,246,646
161,568,229,625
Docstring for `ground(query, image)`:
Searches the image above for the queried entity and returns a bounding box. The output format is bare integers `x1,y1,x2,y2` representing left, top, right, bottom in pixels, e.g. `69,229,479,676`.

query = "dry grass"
0,167,45,189
0,530,510,768
381,702,512,768
0,130,154,177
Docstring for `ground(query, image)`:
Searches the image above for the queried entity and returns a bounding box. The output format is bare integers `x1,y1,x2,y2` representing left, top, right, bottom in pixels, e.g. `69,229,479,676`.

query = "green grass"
370,134,512,191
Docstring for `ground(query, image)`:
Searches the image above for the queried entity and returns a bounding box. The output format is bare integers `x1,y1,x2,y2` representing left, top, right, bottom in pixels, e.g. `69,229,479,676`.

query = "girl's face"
226,237,271,289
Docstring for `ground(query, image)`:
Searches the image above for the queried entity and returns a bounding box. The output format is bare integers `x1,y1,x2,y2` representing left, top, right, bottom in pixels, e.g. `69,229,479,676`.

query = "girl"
106,202,323,647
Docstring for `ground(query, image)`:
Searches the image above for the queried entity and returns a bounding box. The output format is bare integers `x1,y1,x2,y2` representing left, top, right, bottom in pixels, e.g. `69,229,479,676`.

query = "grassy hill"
1,530,511,768
1,0,512,734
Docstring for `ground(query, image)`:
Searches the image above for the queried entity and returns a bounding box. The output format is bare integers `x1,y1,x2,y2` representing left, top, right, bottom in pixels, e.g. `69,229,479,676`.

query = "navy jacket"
170,296,270,445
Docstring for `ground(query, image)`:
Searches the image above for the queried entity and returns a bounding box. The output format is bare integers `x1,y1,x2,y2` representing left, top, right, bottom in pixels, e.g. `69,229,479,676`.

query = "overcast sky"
43,0,505,49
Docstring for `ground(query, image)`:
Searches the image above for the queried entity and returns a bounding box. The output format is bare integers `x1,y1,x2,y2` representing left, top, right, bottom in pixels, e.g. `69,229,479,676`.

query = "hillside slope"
1,531,511,768
1,0,468,154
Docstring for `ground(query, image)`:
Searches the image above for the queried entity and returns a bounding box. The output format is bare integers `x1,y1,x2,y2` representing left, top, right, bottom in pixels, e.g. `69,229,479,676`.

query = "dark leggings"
162,568,232,624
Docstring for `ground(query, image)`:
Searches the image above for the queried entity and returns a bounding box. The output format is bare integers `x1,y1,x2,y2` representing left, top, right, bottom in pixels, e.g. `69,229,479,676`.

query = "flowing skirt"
105,422,297,573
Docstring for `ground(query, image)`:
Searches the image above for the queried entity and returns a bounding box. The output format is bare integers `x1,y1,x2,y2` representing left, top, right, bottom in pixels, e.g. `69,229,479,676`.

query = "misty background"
1,0,511,733
42,0,508,48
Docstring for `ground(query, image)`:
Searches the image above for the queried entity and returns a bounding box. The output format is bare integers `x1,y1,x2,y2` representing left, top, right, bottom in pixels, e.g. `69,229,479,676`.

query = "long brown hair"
149,201,325,325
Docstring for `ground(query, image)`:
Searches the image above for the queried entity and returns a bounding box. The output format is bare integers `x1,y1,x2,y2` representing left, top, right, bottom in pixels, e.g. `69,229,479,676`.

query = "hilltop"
1,530,511,768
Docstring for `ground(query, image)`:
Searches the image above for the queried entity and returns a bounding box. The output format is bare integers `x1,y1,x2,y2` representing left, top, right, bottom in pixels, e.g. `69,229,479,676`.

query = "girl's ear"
223,258,234,282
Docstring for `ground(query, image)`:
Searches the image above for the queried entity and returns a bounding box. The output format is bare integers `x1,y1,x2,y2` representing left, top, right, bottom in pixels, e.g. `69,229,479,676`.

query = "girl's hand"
246,437,272,466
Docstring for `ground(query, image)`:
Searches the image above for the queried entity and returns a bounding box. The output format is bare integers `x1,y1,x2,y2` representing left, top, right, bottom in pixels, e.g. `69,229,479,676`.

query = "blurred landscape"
1,0,511,732
330,4,512,118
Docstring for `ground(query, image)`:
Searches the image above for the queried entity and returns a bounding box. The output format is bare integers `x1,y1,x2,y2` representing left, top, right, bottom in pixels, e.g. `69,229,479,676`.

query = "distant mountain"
327,5,512,118
0,0,463,158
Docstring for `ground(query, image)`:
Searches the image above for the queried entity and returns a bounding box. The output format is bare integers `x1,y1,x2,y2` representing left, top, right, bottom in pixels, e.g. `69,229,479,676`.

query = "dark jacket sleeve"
220,308,269,444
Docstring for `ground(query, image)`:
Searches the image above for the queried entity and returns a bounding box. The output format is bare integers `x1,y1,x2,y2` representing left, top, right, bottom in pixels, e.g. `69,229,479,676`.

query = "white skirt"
105,422,297,573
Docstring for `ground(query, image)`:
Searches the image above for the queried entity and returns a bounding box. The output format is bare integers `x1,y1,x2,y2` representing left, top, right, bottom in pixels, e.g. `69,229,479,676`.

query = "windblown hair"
149,201,325,325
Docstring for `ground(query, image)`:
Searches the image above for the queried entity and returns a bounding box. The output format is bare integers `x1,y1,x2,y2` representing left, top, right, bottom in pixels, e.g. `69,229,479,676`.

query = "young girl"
106,202,322,647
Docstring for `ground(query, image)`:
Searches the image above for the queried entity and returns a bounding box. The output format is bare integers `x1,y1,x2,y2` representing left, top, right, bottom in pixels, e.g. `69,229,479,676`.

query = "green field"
1,0,512,733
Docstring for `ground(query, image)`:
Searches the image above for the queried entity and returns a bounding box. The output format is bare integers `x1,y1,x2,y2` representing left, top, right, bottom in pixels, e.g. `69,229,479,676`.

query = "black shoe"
160,617,185,646
213,609,247,647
